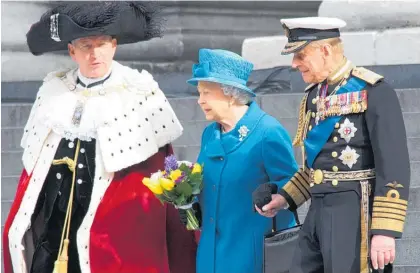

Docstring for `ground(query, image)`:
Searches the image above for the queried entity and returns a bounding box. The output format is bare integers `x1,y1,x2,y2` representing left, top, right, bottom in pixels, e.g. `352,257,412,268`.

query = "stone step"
403,211,420,239
1,176,19,201
411,162,420,188
1,127,23,151
398,89,420,113
395,238,420,266
1,151,22,177
404,113,420,138
1,103,32,128
408,138,420,162
1,200,12,227
408,186,420,211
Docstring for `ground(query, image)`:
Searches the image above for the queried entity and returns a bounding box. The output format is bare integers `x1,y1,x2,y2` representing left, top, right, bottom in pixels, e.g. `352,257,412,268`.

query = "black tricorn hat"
26,1,164,56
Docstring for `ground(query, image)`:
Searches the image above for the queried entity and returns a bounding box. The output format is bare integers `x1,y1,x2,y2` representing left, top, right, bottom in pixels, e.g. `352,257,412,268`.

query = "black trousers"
290,190,362,273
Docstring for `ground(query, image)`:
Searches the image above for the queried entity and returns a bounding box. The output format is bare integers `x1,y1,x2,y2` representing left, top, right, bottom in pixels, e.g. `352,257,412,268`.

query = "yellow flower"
170,170,183,181
142,177,163,195
160,177,175,191
192,163,202,174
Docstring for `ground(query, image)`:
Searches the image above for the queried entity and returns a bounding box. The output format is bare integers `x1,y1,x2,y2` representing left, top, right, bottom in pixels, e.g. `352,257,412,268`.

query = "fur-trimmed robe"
3,61,197,273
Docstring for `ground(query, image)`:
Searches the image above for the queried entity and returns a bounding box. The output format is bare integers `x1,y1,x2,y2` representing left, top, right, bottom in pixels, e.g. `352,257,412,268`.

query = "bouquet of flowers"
142,155,203,230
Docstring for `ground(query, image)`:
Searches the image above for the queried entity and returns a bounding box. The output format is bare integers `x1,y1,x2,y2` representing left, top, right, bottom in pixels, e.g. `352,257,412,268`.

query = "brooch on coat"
238,125,249,141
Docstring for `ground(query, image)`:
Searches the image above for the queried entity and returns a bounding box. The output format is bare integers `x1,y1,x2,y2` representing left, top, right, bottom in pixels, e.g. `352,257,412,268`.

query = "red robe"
3,146,197,273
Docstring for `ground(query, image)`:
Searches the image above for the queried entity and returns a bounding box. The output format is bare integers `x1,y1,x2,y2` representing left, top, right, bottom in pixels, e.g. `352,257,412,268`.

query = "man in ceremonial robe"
3,2,197,273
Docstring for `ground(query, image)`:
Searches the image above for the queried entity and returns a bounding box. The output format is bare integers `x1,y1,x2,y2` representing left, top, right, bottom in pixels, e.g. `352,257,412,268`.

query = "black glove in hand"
252,183,278,211
178,202,202,227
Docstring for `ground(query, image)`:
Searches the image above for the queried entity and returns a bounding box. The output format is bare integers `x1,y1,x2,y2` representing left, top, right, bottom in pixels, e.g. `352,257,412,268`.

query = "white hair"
221,84,253,105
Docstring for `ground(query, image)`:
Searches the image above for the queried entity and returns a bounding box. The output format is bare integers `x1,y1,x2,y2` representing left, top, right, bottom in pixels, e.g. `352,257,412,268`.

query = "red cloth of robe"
3,145,198,273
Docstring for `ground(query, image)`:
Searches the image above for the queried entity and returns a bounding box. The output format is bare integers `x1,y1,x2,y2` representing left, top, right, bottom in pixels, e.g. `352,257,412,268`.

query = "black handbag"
263,210,302,273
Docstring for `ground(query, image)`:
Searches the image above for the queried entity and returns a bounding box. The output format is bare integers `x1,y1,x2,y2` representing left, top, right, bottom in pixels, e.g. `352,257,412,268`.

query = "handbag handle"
272,210,300,232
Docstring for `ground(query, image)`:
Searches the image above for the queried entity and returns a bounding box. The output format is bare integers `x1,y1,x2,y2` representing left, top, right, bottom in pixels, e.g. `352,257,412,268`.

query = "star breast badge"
339,146,360,169
338,118,357,143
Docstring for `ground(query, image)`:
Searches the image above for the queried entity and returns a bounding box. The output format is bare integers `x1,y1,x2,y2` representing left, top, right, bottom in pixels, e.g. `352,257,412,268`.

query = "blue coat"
196,102,299,273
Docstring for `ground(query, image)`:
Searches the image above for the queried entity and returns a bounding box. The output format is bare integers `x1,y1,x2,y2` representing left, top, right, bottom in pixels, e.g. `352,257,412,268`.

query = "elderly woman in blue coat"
184,48,298,273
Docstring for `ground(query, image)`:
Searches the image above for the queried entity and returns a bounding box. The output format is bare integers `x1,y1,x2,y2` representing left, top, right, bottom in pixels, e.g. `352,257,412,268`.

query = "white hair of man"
221,84,253,105
309,37,344,55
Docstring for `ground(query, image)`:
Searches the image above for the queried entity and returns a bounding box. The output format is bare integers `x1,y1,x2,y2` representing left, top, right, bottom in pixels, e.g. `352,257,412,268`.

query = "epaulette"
43,69,71,82
304,83,317,92
352,67,384,86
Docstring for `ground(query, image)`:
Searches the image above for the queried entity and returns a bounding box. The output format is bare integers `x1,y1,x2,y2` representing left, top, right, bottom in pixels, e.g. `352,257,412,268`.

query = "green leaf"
175,181,193,197
162,190,177,201
179,163,192,175
175,195,186,205
188,173,202,183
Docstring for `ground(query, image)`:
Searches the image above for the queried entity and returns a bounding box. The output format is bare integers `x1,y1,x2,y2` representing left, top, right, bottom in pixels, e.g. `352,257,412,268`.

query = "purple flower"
164,155,178,173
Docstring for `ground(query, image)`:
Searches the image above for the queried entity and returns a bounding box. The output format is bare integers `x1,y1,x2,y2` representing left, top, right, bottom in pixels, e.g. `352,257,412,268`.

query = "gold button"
332,180,339,186
335,123,340,129
311,112,316,118
333,136,338,142
332,166,339,172
313,169,323,184
309,125,313,131
332,151,338,158
312,98,317,104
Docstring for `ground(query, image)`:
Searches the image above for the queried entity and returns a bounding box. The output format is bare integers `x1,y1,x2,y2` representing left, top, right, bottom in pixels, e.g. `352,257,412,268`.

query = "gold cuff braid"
283,168,311,208
371,196,408,233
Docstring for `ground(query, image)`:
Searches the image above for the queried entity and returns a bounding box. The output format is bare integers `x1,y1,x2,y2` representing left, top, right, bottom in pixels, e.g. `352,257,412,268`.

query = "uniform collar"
327,57,354,85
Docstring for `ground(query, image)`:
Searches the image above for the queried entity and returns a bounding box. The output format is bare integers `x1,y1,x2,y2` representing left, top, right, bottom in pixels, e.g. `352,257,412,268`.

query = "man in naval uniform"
2,2,197,273
253,17,410,273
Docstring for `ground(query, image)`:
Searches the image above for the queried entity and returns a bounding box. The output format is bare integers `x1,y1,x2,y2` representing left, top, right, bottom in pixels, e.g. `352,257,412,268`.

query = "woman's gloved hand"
252,183,278,210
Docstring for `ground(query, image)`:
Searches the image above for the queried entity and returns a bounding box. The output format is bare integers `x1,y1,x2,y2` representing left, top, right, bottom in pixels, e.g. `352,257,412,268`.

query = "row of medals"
312,74,366,125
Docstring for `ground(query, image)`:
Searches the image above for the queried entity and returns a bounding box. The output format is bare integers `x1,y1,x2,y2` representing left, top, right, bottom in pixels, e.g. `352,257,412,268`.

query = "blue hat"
187,48,255,97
